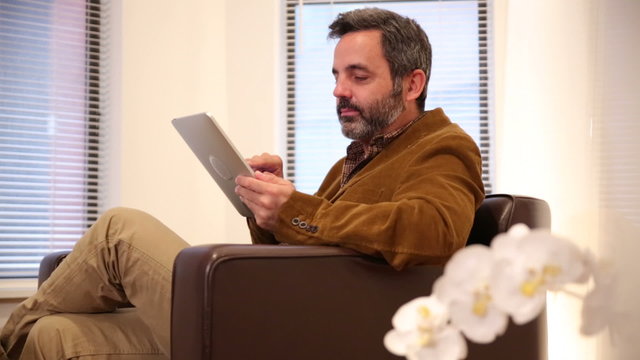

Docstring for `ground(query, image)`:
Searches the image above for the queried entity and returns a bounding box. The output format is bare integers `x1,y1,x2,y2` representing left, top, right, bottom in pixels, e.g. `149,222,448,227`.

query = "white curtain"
494,0,639,359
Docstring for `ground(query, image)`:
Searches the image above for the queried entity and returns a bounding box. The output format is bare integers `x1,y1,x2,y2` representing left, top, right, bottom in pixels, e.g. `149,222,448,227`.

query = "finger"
237,192,268,223
236,186,259,208
235,177,278,203
254,170,285,184
246,153,274,166
245,156,262,170
235,183,278,213
235,175,265,194
235,184,264,212
235,183,251,198
237,172,286,195
235,175,253,187
236,173,275,189
246,154,283,175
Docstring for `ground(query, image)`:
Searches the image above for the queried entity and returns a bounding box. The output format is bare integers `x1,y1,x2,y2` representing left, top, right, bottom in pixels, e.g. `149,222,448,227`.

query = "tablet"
172,112,254,217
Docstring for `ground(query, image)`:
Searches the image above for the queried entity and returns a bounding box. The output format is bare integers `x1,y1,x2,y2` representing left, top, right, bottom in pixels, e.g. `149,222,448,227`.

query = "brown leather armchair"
39,194,550,360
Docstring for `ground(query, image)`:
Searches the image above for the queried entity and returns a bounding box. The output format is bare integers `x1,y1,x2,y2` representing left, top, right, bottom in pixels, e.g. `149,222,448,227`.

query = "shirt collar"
341,114,422,187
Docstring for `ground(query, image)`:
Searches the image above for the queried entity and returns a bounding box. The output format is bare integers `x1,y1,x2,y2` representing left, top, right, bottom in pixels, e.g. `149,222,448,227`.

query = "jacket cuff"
272,191,325,243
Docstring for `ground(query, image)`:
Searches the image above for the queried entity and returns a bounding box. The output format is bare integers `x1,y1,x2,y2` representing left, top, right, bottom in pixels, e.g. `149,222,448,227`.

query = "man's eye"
354,76,368,81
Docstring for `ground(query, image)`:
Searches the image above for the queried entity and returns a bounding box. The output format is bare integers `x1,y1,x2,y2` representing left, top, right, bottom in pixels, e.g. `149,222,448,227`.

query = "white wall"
494,0,640,359
1,0,283,326
106,0,281,246
494,1,599,359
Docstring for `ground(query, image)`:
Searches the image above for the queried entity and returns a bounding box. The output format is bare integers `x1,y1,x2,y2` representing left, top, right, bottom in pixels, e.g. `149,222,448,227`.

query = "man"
0,7,483,360
237,8,483,269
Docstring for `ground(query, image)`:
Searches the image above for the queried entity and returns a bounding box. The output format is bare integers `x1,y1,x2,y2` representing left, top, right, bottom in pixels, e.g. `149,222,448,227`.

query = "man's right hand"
245,153,284,178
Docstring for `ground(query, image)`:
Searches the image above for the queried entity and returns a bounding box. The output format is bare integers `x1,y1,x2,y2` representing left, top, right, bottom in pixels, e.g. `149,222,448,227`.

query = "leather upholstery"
467,194,551,245
38,194,551,360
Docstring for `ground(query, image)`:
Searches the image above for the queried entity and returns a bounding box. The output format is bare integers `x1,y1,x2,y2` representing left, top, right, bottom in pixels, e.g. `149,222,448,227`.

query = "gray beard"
338,92,405,141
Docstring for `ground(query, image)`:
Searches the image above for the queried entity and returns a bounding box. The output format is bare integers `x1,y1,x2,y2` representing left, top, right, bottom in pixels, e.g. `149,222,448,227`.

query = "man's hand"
236,165,295,231
245,153,284,178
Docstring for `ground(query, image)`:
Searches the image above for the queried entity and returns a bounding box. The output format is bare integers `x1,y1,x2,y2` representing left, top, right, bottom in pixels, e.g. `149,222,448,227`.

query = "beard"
336,89,405,142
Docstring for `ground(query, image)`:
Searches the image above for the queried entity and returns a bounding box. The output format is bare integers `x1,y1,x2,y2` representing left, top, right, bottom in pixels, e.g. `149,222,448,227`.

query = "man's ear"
404,69,427,102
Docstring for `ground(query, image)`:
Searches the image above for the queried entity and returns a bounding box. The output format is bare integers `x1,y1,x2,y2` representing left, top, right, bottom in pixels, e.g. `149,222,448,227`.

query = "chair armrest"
170,244,443,360
171,244,545,360
38,251,70,288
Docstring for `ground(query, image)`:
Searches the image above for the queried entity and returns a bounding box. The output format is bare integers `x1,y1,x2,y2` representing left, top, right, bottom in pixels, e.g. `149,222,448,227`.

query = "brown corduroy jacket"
248,108,485,270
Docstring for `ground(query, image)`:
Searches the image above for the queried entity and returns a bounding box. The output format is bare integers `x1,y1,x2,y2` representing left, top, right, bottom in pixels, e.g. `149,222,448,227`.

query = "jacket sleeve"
268,131,484,270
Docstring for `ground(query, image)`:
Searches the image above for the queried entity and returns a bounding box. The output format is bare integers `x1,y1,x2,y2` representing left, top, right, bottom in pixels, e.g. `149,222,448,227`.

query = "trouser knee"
21,312,167,360
99,207,154,229
21,315,66,360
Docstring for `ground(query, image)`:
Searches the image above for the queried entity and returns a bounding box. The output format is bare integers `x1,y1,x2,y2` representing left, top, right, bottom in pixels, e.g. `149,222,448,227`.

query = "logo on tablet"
208,155,232,180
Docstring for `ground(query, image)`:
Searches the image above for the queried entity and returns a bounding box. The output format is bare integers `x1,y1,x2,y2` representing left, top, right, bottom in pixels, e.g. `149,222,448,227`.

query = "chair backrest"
467,193,551,246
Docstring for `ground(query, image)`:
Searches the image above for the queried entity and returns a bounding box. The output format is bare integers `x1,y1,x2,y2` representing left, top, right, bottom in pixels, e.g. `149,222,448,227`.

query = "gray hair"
328,8,432,111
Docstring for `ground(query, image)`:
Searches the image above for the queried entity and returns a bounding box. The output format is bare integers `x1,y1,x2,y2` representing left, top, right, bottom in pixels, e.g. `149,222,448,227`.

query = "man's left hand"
235,171,295,231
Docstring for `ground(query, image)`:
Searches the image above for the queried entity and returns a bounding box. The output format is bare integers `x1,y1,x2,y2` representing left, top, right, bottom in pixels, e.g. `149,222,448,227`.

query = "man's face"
332,30,405,142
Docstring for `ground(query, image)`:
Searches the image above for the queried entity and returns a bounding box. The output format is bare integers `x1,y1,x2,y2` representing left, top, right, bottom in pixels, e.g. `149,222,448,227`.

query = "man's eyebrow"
347,64,370,72
332,64,371,75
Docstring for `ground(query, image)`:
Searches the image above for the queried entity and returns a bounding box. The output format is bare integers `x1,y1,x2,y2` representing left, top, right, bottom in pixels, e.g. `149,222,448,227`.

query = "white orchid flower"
404,326,468,360
490,224,587,324
384,296,467,360
433,245,508,343
581,251,616,336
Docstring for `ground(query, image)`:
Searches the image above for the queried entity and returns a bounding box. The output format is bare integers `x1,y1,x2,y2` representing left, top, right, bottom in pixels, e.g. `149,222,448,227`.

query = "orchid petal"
581,258,616,335
409,326,467,360
449,299,509,343
383,329,413,356
435,245,493,305
491,262,546,324
392,296,449,332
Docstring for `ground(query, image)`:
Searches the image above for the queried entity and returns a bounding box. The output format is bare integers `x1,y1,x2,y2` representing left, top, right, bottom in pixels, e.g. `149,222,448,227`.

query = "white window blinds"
0,0,108,278
284,0,493,194
594,1,640,227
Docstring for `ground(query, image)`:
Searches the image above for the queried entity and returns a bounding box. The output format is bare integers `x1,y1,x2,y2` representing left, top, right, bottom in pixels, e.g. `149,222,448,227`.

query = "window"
595,1,640,226
0,0,108,279
284,0,493,194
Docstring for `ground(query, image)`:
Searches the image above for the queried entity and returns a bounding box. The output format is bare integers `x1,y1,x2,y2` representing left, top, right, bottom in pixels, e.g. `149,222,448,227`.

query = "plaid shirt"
341,116,420,187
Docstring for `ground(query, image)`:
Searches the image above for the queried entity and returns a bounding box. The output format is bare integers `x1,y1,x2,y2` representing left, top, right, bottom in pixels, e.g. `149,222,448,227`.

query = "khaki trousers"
0,207,190,359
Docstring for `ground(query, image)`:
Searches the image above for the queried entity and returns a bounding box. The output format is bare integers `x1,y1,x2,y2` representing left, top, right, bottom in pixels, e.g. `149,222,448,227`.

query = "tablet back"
172,112,254,217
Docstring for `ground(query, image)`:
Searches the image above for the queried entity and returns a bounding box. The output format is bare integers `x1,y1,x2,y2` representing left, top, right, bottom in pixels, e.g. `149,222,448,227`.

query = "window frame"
283,0,494,194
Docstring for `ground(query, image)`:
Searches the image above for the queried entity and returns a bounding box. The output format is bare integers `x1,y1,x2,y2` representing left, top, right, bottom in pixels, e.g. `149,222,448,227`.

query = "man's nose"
333,79,351,99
